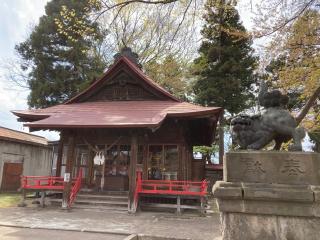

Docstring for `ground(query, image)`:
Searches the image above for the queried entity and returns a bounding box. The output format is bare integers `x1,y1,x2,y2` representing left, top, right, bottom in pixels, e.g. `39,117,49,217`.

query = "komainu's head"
260,90,289,108
230,114,255,132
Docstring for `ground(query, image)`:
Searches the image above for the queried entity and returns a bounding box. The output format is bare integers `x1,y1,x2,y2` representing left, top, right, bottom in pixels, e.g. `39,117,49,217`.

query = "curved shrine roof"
12,56,222,131
12,101,221,130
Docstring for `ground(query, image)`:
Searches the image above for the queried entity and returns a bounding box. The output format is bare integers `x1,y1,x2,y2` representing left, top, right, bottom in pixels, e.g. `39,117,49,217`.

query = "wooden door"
1,163,23,191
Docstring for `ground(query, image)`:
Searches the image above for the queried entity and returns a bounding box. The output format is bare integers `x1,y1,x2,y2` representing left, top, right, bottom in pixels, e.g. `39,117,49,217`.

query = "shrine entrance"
100,144,130,191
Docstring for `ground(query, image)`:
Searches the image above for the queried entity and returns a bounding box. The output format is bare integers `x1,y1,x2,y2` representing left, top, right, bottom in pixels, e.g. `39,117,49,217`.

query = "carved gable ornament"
65,47,179,104
87,71,157,101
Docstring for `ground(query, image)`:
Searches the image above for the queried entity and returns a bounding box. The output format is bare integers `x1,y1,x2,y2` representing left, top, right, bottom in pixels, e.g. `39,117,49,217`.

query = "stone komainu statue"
231,81,305,151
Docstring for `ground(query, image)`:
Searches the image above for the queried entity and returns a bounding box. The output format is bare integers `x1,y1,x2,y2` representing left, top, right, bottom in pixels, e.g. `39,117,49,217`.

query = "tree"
192,0,257,115
53,1,198,100
96,2,199,65
15,0,105,108
144,55,189,99
265,10,320,151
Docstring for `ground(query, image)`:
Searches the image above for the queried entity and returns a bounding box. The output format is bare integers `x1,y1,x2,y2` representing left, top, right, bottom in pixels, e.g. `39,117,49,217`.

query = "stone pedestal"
213,151,320,240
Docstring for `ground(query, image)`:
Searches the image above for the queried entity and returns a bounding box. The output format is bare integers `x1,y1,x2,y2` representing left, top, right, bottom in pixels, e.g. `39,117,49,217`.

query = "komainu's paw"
288,144,302,151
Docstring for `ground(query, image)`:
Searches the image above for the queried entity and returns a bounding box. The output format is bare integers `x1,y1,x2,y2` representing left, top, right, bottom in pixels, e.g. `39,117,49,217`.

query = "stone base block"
224,151,320,185
214,151,320,240
221,212,320,240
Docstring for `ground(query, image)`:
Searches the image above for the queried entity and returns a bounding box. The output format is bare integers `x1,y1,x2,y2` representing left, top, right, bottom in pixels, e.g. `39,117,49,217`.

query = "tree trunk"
295,86,320,125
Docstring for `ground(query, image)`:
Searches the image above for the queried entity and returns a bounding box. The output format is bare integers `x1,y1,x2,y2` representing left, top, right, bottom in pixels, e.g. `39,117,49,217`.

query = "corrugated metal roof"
12,101,221,129
0,126,48,146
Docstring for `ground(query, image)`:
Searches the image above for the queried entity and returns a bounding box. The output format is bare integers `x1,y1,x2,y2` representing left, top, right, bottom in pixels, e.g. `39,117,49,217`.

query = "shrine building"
12,48,222,210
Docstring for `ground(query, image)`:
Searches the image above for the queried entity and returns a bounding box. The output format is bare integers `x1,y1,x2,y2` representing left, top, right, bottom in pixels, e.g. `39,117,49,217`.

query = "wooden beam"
62,132,76,209
128,133,138,213
55,133,64,177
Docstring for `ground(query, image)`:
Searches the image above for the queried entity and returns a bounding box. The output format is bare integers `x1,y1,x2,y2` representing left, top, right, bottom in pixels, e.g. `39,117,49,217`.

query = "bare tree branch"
254,0,316,38
95,0,179,22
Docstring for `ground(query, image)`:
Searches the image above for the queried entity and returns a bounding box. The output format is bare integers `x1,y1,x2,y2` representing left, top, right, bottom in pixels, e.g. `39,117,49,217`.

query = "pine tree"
16,0,105,108
193,0,257,114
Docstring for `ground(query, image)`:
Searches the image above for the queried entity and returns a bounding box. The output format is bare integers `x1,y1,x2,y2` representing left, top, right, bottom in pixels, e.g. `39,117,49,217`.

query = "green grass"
0,193,21,208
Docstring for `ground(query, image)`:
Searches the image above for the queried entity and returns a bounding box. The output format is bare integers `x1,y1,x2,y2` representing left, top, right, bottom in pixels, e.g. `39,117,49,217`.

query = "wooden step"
49,197,128,209
72,204,128,212
140,202,209,210
82,191,129,196
76,194,128,202
48,198,62,206
75,199,128,207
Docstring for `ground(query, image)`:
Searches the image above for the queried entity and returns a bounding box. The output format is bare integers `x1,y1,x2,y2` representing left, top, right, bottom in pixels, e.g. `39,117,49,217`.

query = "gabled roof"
67,56,180,103
0,126,48,146
11,55,222,134
12,101,221,130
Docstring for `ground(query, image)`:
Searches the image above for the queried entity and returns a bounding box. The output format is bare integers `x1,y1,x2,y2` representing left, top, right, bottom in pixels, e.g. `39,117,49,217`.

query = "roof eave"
11,110,51,122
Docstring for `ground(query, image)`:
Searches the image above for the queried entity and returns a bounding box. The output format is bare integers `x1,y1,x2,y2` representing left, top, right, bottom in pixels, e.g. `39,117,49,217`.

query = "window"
104,145,130,176
147,145,178,180
105,145,118,176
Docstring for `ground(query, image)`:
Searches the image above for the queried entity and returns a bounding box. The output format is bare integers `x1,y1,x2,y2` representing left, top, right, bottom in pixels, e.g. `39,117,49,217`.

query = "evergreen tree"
193,0,257,114
16,0,105,108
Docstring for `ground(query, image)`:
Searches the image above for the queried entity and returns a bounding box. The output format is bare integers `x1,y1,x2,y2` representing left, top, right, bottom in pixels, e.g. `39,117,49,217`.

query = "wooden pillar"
178,144,182,180
40,191,46,208
176,196,181,215
62,132,76,209
87,149,95,186
186,145,193,180
181,145,187,181
128,133,138,213
18,189,27,207
218,110,225,165
200,196,205,216
55,132,64,177
142,145,148,180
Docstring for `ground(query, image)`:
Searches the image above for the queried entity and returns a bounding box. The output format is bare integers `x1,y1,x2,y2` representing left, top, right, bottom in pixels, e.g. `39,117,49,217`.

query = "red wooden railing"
68,169,82,207
21,175,65,190
134,171,208,209
21,170,83,208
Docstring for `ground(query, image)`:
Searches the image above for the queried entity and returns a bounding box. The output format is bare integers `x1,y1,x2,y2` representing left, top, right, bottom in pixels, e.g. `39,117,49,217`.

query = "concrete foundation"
213,151,320,240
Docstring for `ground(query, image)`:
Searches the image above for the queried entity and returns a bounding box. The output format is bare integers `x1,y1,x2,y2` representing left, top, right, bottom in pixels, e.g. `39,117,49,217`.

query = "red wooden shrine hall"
12,48,222,211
